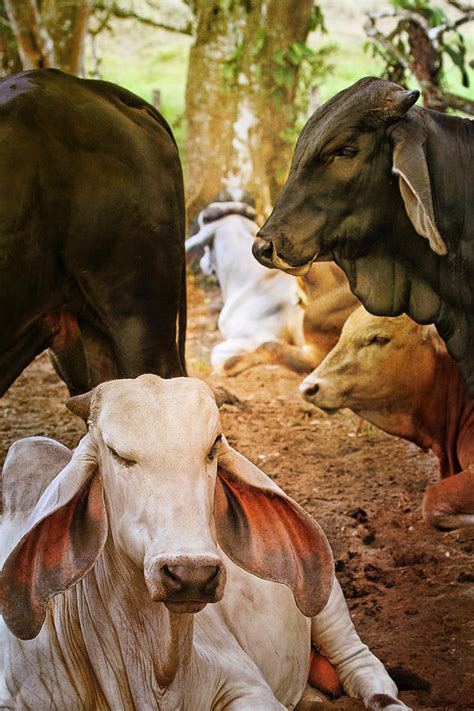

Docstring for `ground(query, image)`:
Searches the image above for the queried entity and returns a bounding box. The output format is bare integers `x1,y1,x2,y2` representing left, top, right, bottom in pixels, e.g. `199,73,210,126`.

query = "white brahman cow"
186,199,314,375
0,376,409,710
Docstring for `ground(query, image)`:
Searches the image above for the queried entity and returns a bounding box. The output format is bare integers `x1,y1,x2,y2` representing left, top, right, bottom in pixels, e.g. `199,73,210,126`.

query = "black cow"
253,77,474,395
0,69,186,396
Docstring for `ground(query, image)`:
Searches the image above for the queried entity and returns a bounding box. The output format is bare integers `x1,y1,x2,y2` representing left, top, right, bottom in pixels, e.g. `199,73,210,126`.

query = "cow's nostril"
252,237,274,267
161,564,184,591
301,382,320,399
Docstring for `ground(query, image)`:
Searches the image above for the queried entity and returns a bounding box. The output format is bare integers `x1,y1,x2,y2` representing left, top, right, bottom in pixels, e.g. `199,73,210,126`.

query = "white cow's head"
0,376,334,640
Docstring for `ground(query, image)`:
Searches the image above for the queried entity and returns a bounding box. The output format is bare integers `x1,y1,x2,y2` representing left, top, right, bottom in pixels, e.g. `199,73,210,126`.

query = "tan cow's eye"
108,446,136,468
368,335,391,346
207,434,223,463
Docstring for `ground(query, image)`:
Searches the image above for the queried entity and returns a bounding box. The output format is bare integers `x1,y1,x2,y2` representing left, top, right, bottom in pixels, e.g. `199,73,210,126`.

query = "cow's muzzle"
145,555,226,611
253,236,316,276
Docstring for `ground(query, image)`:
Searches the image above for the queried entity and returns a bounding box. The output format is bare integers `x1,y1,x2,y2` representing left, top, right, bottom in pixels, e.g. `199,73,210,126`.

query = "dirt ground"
1,277,473,710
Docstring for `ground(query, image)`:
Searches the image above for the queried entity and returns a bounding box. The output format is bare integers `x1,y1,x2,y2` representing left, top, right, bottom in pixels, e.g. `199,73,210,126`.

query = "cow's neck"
358,351,473,478
59,538,195,706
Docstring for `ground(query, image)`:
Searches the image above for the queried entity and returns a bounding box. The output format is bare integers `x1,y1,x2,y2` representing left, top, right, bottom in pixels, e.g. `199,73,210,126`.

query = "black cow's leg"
48,312,89,396
74,249,185,380
78,320,118,388
0,320,54,397
49,316,118,395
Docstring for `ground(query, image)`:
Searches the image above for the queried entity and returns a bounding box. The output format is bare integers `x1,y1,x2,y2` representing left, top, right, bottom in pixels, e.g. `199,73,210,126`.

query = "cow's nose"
161,564,220,596
300,380,320,400
252,236,275,268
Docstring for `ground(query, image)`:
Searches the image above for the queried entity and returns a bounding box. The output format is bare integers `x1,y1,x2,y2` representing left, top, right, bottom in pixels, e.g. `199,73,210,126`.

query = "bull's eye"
108,446,136,468
334,147,358,159
207,434,223,463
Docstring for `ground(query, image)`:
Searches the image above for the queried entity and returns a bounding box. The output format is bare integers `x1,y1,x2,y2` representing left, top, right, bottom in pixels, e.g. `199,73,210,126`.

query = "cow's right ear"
389,119,447,256
0,435,107,640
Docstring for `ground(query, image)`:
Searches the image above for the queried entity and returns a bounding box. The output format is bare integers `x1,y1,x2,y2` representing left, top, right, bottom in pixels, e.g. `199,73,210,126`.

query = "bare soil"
1,277,473,710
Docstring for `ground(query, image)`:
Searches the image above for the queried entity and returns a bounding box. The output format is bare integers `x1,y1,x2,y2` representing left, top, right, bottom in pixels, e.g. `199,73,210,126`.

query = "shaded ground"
1,278,473,710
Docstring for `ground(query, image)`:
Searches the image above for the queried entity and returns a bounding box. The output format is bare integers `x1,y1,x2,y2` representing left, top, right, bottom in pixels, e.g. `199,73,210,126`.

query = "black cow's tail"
178,260,187,375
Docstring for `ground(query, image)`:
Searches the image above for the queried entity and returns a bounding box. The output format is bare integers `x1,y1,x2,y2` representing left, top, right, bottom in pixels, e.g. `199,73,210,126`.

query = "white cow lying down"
186,202,311,374
0,376,409,710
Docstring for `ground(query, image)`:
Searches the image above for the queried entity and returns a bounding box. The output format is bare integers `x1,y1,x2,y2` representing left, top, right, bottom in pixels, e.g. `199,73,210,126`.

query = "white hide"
187,213,304,370
0,377,409,710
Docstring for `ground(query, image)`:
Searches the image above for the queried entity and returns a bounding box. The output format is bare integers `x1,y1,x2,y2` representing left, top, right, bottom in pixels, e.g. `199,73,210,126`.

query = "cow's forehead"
295,77,403,159
92,376,219,441
344,307,420,339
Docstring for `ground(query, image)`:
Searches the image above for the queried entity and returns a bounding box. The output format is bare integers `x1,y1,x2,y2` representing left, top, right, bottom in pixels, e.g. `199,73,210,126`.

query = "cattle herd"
0,69,472,709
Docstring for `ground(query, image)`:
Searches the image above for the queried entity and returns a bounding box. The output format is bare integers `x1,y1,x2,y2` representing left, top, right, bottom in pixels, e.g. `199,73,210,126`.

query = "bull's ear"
0,435,107,640
214,441,334,617
390,120,447,256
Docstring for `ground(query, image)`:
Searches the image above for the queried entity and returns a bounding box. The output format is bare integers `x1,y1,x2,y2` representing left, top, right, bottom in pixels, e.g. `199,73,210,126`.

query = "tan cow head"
300,307,439,418
0,375,334,640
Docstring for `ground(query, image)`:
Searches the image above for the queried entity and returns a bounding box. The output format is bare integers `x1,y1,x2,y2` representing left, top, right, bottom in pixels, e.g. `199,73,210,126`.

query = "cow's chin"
315,404,339,416
272,251,317,276
164,601,208,614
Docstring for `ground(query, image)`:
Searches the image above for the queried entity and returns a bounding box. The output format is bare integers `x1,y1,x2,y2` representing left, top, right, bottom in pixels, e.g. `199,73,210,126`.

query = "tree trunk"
0,1,21,76
4,0,89,74
185,0,314,218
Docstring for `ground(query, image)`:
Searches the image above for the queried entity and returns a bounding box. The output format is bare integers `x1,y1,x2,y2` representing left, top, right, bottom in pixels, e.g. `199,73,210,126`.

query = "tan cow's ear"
390,120,447,256
0,435,107,640
214,442,334,618
66,389,94,421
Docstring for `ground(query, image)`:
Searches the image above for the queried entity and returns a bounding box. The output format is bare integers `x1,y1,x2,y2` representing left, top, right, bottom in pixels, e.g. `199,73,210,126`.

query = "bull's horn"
386,88,420,121
66,389,93,420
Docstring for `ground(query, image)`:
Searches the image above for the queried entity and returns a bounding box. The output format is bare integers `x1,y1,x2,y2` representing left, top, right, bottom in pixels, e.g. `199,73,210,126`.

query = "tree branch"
447,0,474,12
91,1,193,36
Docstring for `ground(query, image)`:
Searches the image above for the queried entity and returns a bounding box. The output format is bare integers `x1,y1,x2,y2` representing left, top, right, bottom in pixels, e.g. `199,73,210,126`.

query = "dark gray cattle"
253,77,474,395
0,69,186,395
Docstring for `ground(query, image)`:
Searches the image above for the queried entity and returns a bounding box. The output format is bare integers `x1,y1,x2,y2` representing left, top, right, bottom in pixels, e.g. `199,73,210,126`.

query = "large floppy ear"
389,119,447,256
214,440,334,617
0,435,107,640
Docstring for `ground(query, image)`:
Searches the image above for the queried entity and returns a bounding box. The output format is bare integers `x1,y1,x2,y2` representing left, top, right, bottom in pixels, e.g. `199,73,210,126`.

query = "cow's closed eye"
108,446,137,468
334,147,358,159
367,335,391,346
207,434,223,463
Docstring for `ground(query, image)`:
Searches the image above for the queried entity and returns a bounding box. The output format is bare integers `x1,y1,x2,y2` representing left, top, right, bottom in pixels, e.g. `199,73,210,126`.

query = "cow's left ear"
389,119,447,256
214,441,334,617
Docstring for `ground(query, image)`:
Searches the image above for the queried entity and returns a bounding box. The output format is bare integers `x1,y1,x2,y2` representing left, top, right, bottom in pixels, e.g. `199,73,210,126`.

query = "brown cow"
300,307,474,530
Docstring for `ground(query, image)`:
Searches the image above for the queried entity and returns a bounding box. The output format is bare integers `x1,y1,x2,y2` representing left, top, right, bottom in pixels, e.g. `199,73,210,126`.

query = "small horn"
386,88,420,121
66,389,93,420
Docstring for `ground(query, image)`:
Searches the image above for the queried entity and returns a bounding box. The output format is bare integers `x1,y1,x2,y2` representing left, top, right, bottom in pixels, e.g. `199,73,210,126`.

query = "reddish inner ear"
0,474,107,640
215,466,334,617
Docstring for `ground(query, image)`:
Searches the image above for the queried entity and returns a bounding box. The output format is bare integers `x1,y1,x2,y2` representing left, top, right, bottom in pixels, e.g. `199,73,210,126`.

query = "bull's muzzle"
253,234,316,276
145,555,226,612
